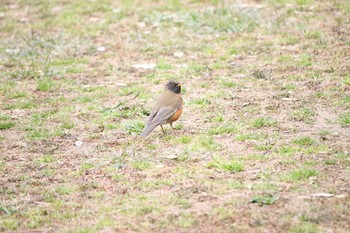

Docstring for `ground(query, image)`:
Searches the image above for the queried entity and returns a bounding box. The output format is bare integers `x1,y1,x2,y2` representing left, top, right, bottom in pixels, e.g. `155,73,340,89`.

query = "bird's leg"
170,123,175,133
161,125,165,134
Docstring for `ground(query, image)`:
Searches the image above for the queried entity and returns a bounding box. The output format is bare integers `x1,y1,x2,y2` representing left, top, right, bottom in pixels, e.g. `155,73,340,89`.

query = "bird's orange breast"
168,107,183,123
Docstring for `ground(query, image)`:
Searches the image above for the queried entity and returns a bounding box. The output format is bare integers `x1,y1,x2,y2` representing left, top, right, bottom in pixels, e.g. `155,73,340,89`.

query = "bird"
141,80,183,138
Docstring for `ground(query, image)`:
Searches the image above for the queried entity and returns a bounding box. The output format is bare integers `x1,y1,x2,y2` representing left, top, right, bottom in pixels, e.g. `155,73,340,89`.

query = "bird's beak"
177,83,183,87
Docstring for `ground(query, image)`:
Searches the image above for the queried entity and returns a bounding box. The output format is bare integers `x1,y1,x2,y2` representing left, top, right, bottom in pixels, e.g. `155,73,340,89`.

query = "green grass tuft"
175,135,192,144
185,7,258,33
324,159,336,165
131,160,152,170
250,194,277,206
119,85,145,97
339,112,350,126
251,117,277,128
3,100,35,110
156,58,172,70
293,136,315,146
343,75,350,85
276,145,299,156
298,54,313,67
176,213,199,228
209,123,237,135
208,156,244,173
283,167,318,182
343,95,350,102
291,107,316,123
186,62,207,72
123,120,144,134
289,222,319,233
56,185,77,195
26,129,51,141
221,80,238,88
0,121,16,130
189,98,211,106
283,83,297,90
0,218,20,230
37,154,55,163
235,133,265,141
37,77,55,91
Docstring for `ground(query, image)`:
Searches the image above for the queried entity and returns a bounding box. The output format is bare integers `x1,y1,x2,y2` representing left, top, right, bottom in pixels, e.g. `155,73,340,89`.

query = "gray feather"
141,89,183,137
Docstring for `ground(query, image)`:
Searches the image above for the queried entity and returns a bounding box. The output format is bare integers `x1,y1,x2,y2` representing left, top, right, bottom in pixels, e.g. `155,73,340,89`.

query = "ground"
0,0,350,232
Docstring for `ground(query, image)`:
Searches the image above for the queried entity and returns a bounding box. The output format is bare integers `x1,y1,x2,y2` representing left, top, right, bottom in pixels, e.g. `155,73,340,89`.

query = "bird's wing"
149,108,178,126
146,95,182,127
146,106,159,127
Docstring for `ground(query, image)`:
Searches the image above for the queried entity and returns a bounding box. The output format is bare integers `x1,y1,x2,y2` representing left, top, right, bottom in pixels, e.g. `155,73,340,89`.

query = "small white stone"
11,109,25,118
311,193,335,198
75,141,83,147
5,49,20,54
137,22,146,28
96,46,106,52
132,63,156,70
173,51,184,58
166,154,178,160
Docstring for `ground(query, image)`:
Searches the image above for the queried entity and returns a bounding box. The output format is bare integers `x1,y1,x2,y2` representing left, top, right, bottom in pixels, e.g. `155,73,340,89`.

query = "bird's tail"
140,124,157,138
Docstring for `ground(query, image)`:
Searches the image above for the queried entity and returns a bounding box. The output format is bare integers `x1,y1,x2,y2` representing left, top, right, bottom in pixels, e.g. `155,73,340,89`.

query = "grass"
283,83,297,91
343,95,350,103
324,159,336,165
208,123,237,135
37,77,55,91
342,75,350,85
119,85,145,97
291,107,316,123
251,117,277,128
339,112,350,126
289,222,319,233
305,31,322,40
36,154,55,163
221,80,238,88
298,54,313,67
252,70,267,79
283,167,318,182
175,135,192,144
138,179,172,190
124,120,144,134
250,194,277,206
56,185,77,195
228,181,245,190
208,156,244,173
26,129,51,141
3,100,36,110
235,133,266,141
143,5,260,34
0,121,16,130
189,98,211,106
0,219,20,231
131,161,152,170
101,103,148,119
156,58,172,70
176,213,199,228
293,136,315,146
0,0,349,232
191,136,221,151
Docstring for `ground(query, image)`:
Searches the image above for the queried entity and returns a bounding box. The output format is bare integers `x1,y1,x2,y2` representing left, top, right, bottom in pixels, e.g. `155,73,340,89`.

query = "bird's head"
166,80,182,94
